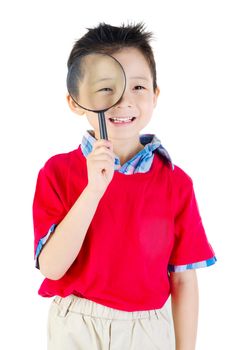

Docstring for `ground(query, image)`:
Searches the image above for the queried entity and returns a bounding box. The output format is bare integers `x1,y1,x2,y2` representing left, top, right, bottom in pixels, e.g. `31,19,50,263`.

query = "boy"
33,23,216,350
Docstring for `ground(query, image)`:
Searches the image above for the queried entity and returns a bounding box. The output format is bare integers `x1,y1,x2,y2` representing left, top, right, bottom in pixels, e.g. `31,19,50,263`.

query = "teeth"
110,117,134,123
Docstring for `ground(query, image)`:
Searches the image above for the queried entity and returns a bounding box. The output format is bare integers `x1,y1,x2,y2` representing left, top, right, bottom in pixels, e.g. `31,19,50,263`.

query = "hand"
86,139,115,195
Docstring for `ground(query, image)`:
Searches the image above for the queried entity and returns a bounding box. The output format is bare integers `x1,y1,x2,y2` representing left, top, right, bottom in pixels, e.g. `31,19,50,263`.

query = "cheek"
139,94,155,113
86,114,99,127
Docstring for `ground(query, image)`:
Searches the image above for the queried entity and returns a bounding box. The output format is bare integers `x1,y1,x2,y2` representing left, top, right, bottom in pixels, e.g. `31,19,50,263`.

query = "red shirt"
33,146,215,311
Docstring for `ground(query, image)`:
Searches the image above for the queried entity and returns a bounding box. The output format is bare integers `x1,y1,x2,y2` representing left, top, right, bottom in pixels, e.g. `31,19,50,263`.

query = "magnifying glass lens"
67,53,126,112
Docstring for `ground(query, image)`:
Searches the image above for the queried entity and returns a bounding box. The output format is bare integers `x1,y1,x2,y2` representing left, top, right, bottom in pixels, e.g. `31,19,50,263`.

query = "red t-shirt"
33,146,215,311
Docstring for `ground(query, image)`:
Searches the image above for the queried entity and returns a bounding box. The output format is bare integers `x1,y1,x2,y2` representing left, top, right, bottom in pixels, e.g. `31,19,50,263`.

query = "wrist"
85,185,105,199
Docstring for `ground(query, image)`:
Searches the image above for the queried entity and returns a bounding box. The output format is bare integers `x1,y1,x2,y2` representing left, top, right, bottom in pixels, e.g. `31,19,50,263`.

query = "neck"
92,131,144,165
115,139,144,165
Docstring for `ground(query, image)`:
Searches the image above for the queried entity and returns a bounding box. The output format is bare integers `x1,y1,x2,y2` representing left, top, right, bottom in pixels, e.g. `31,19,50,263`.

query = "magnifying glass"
67,52,126,140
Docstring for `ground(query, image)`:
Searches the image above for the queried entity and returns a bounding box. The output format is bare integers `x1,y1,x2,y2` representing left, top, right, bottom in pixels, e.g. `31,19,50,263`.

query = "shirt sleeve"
32,164,67,269
168,176,216,272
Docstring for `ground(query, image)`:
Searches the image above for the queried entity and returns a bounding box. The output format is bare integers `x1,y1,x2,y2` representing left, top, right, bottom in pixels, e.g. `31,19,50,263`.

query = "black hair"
67,22,157,93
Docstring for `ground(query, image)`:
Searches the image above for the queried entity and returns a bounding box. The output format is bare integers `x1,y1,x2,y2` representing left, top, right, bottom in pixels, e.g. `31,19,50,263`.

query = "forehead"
81,53,125,87
111,47,152,79
83,53,120,79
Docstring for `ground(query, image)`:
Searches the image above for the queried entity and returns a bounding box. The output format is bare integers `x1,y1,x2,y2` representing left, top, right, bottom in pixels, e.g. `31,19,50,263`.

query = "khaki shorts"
47,294,175,349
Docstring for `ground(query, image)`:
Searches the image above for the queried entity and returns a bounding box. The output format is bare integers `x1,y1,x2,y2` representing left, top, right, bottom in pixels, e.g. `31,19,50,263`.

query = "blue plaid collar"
80,130,174,173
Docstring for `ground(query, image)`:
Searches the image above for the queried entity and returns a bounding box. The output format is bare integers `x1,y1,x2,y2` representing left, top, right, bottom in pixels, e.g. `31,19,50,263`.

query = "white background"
0,0,231,349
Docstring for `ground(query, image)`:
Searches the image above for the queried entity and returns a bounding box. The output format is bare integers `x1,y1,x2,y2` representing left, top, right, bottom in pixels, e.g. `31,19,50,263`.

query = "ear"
66,94,85,116
152,86,160,107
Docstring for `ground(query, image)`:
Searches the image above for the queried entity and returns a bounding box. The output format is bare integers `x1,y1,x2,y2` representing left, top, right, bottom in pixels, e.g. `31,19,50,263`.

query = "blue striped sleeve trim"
34,224,57,269
168,256,217,272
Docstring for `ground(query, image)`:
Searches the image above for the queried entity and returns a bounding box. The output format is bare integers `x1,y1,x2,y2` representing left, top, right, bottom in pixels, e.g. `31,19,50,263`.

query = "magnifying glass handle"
98,111,108,140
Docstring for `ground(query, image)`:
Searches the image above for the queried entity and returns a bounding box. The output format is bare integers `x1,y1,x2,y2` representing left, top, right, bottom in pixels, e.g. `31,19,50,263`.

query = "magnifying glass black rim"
67,52,127,113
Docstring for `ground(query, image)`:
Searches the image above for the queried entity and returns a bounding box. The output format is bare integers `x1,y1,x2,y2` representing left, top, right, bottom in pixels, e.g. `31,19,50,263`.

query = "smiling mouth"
108,116,136,124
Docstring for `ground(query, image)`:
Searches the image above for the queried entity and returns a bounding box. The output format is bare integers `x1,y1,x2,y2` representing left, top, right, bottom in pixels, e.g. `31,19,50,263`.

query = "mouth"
108,116,136,125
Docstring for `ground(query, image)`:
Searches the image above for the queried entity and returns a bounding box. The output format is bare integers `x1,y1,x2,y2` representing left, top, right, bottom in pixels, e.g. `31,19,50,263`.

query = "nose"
115,88,133,108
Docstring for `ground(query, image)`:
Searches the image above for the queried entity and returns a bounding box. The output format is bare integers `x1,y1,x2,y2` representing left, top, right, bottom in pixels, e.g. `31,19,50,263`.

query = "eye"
97,87,113,92
134,85,145,90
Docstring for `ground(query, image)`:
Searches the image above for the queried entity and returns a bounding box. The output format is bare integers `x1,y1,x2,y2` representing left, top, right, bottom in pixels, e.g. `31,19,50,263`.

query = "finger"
92,140,113,151
90,147,115,159
88,154,115,164
90,160,115,174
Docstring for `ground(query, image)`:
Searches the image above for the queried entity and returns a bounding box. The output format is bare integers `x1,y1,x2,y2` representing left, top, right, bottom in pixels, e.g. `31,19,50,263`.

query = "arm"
170,269,199,350
38,139,115,281
39,186,102,280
